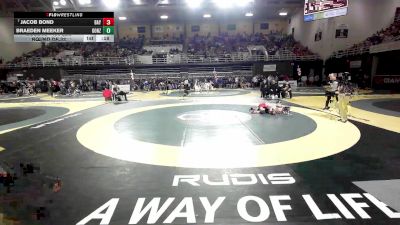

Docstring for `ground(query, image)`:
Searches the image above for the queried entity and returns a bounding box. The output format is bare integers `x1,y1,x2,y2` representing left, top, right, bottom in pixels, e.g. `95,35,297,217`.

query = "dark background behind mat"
375,50,400,75
253,61,323,79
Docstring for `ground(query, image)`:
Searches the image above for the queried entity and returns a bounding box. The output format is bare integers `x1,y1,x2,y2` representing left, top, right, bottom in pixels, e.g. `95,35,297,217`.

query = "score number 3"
102,18,114,26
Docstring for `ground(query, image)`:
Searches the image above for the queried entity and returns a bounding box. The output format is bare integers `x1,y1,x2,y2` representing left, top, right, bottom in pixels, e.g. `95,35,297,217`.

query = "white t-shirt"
329,81,338,92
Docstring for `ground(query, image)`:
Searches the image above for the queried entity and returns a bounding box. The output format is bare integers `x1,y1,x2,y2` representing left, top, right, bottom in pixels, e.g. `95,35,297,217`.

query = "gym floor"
0,89,399,225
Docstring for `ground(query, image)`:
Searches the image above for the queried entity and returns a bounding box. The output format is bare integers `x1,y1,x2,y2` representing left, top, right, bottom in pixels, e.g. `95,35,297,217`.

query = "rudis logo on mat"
76,173,400,225
172,173,296,186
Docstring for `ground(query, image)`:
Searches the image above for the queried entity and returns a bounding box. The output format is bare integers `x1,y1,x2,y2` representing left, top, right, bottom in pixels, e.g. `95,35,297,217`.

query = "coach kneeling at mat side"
112,84,128,101
280,81,292,99
268,80,281,99
261,80,281,99
323,73,339,110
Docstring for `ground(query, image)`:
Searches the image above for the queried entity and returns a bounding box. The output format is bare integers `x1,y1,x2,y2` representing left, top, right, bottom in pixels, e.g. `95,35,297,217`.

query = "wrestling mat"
0,90,399,225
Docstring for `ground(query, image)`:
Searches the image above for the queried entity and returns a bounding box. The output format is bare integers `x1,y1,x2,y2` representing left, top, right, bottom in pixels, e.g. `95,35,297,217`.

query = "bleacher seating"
3,33,319,68
332,21,400,58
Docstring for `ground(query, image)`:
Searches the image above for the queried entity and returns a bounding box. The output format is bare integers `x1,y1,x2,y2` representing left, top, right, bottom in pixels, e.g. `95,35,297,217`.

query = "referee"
324,73,339,110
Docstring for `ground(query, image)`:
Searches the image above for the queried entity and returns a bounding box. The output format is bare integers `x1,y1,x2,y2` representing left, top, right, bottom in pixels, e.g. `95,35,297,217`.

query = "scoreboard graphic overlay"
304,0,348,22
14,12,114,42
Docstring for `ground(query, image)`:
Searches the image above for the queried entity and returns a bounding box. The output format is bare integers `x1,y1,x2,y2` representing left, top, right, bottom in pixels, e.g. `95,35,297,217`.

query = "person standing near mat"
102,87,112,102
260,79,266,98
337,75,354,123
324,73,339,110
183,79,190,97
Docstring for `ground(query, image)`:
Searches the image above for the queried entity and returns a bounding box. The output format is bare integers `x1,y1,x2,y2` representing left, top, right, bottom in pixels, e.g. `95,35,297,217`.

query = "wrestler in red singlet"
258,102,268,109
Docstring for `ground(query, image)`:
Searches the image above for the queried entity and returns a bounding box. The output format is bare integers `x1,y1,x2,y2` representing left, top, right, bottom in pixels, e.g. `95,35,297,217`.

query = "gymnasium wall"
152,23,185,39
185,23,219,37
118,24,151,39
220,21,253,35
288,0,400,60
254,20,288,34
0,17,41,62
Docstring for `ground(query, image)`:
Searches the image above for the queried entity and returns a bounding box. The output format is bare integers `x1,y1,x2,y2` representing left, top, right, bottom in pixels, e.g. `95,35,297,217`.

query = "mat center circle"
177,110,252,126
114,104,317,147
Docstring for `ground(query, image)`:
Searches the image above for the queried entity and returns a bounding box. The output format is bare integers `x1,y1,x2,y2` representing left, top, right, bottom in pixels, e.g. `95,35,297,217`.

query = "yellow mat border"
77,102,360,168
